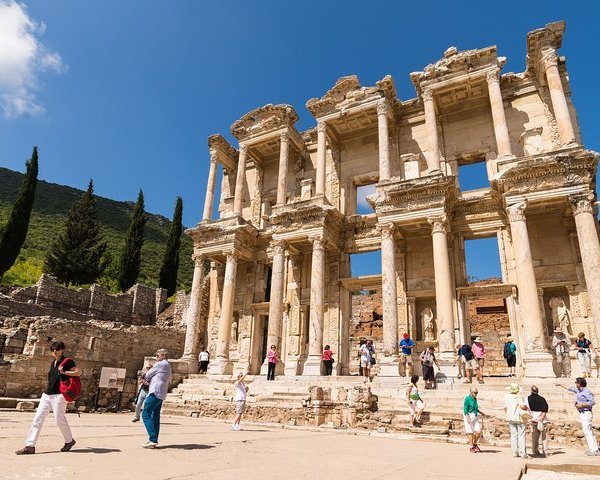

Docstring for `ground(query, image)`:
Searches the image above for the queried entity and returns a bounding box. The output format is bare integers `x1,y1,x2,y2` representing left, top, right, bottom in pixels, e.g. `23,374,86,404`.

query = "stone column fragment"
377,100,391,182
541,50,576,145
303,235,326,375
315,121,327,196
571,195,600,341
422,89,441,172
486,69,513,158
233,144,248,216
276,131,289,205
202,153,218,221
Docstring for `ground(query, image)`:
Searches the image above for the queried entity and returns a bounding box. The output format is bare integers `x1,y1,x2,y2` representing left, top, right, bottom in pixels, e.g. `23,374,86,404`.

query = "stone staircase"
163,375,600,446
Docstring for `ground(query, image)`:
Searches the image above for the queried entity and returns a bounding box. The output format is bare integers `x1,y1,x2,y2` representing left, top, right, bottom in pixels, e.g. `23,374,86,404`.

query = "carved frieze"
231,104,299,141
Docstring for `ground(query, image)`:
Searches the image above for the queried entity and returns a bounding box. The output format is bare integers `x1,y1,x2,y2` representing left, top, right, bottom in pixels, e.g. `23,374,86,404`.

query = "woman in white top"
406,375,425,426
232,372,249,431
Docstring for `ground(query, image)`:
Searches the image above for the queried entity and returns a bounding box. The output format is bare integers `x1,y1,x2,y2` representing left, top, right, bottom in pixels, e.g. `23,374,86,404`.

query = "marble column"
303,235,326,375
422,89,441,172
428,215,455,354
262,240,287,374
571,195,600,342
541,50,576,145
377,99,391,182
181,256,205,373
379,224,399,375
209,251,238,375
202,152,218,221
276,131,289,205
233,144,248,216
486,69,513,158
315,121,327,196
507,202,554,377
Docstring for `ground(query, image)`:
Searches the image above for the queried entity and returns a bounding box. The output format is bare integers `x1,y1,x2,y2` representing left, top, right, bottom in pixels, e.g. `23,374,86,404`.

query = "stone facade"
181,21,599,379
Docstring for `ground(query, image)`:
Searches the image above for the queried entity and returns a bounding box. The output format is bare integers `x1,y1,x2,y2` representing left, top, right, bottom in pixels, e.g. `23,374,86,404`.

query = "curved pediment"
231,104,298,141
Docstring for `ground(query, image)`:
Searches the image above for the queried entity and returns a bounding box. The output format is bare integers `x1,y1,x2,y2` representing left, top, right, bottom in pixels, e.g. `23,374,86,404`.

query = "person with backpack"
459,343,479,384
503,336,517,378
15,341,79,455
576,332,597,378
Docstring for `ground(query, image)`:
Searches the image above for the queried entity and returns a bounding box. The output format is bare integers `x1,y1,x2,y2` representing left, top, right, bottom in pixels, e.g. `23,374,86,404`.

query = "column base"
207,357,233,376
259,360,286,376
435,352,458,382
180,355,199,375
378,356,400,376
523,350,555,378
302,356,323,376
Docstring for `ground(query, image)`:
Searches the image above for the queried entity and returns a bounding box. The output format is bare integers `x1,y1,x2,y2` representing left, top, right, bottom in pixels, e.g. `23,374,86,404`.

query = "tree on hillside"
158,197,183,297
0,147,39,281
118,190,146,292
44,179,108,285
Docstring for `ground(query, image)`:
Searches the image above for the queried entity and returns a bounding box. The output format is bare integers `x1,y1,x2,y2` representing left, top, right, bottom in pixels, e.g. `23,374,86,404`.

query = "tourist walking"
459,343,479,384
454,343,465,379
463,387,484,453
132,364,152,422
267,345,278,381
399,333,415,379
198,348,210,374
141,348,172,448
503,336,517,378
406,375,425,426
552,327,572,378
322,345,334,376
505,383,529,459
525,386,549,457
419,346,439,389
232,371,249,431
576,332,597,378
557,378,600,455
15,341,79,455
360,340,375,383
358,338,366,377
472,337,485,383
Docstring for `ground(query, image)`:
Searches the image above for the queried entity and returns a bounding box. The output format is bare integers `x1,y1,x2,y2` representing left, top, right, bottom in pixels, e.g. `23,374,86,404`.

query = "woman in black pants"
267,345,278,380
322,345,334,376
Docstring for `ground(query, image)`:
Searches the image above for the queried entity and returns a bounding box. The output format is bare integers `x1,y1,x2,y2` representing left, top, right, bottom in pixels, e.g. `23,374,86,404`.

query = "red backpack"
59,358,82,402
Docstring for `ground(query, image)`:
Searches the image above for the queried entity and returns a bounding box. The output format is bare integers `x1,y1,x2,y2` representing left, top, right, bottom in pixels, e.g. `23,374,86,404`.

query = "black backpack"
462,344,474,361
503,342,511,359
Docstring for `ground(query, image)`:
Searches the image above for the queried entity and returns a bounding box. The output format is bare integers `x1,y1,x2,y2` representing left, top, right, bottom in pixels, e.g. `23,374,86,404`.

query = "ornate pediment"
526,20,566,84
231,104,298,141
306,75,392,117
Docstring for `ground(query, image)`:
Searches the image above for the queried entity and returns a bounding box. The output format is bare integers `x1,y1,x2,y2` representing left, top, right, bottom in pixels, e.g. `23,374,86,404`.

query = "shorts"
506,354,516,367
235,400,246,414
409,400,425,415
400,354,413,364
361,359,371,369
465,359,479,370
422,364,435,382
476,358,485,367
463,414,481,434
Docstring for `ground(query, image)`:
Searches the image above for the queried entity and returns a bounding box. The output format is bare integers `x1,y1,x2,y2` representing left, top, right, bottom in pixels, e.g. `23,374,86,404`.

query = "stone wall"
0,316,185,408
6,274,167,325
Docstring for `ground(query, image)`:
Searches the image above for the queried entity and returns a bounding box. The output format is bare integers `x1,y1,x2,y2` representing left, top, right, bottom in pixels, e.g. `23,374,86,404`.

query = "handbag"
369,357,376,365
59,358,82,402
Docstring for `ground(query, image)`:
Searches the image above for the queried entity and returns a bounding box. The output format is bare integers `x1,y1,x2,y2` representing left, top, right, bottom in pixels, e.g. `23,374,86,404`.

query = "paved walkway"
1,412,599,479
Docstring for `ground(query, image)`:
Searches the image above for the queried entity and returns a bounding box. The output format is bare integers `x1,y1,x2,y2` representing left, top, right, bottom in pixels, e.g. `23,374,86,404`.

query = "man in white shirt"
232,372,249,431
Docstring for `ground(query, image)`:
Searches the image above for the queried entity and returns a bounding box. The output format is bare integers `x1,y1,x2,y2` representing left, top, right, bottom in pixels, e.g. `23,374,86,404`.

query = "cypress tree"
0,147,39,281
158,197,183,297
118,190,146,292
44,179,108,285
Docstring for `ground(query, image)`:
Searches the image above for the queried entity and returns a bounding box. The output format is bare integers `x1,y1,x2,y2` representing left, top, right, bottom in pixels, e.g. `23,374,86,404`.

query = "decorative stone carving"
540,50,558,71
549,296,573,336
376,99,388,116
507,202,527,223
486,69,500,85
421,307,436,341
427,214,448,234
570,194,594,216
231,104,299,141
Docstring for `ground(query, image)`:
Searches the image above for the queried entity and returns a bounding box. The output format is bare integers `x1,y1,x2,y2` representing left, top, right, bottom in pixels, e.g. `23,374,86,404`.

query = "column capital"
377,223,395,239
485,68,500,86
309,234,326,251
422,88,434,103
222,249,239,263
540,49,558,71
317,120,327,134
209,148,219,163
192,254,206,265
376,99,388,116
239,143,248,155
570,194,595,216
507,201,527,223
280,130,289,143
427,214,448,234
270,239,287,255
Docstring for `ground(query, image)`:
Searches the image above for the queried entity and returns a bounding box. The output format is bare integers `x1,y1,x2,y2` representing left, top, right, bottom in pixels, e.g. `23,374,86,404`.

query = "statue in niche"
549,297,573,336
421,308,436,341
230,319,239,344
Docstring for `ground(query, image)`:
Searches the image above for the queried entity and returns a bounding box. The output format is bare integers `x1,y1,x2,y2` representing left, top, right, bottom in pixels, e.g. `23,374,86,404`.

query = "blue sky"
1,1,598,280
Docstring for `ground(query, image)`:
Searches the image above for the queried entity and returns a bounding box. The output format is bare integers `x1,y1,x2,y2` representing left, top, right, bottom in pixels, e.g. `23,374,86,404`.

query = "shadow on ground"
155,444,215,450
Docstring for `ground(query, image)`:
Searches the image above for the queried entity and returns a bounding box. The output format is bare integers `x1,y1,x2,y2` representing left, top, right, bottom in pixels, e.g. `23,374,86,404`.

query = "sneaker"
586,450,600,456
141,441,157,449
521,454,529,459
61,439,76,452
15,446,35,455
132,417,140,423
469,446,476,453
231,425,240,431
474,445,482,453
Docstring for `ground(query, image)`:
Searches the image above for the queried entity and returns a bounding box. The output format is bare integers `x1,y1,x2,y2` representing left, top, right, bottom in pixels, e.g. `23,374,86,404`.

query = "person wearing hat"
399,332,415,379
575,332,597,378
552,327,572,378
505,383,530,459
503,335,517,378
471,337,485,384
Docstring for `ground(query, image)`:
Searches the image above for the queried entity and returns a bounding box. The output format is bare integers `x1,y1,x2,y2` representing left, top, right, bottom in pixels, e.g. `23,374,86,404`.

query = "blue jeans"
142,393,163,443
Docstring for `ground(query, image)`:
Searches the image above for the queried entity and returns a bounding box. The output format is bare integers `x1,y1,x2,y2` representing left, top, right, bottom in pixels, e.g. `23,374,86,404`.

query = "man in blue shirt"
399,333,415,379
557,377,599,455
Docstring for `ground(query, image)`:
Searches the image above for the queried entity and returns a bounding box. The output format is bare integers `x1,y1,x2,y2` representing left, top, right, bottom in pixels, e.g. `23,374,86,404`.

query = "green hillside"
0,167,194,291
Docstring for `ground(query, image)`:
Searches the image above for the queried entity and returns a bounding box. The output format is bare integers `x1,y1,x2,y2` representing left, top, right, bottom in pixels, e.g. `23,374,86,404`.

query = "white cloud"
0,1,66,118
